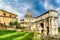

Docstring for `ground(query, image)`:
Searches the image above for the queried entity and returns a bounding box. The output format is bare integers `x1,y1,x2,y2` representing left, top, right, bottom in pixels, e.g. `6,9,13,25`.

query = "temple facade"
20,9,58,36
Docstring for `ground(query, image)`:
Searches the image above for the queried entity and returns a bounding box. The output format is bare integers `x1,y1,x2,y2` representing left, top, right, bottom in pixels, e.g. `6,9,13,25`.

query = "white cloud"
39,0,54,10
43,0,54,10
56,0,60,4
31,9,41,17
56,8,60,12
0,0,3,2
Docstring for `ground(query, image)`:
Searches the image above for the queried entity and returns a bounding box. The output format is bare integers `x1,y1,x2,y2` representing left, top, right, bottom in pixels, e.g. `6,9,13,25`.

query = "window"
10,15,11,17
4,13,6,15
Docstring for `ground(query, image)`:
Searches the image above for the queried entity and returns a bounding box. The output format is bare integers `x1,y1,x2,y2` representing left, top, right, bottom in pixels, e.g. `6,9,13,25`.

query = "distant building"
0,10,18,27
20,9,58,36
20,19,25,29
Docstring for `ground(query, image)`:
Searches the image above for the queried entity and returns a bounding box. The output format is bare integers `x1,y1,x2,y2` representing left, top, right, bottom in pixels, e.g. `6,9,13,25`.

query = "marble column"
54,18,58,35
49,18,52,35
43,19,47,36
36,21,39,31
50,17,55,35
37,21,40,31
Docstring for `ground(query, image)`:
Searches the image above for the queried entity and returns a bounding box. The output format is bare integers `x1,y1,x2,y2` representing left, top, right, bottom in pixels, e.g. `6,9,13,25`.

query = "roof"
0,9,18,16
24,9,32,17
36,9,57,18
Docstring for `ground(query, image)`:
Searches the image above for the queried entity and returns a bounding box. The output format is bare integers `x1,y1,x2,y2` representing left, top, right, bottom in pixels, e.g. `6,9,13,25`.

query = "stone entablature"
36,10,58,21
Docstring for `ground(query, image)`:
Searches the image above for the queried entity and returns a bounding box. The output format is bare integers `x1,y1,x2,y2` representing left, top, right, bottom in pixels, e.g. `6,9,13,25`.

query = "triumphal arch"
21,9,58,36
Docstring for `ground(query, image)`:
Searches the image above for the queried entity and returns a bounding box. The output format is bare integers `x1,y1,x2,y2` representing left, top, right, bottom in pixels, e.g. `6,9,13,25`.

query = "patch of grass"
0,30,16,35
0,30,42,40
33,32,41,40
21,32,34,40
0,32,27,40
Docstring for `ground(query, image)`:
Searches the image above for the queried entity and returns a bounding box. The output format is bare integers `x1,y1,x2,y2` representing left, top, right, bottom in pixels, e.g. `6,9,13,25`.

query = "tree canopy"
9,21,20,28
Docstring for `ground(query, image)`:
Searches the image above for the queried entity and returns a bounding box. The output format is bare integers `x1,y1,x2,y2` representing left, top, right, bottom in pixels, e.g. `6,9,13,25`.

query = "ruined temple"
20,9,58,36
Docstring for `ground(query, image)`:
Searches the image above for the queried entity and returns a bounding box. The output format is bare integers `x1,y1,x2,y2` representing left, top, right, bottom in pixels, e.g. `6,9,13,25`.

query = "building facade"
20,9,58,36
24,10,35,31
0,10,17,27
20,19,25,29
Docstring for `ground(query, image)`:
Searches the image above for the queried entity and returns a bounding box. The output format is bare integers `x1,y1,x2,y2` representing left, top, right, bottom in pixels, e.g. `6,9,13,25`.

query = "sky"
0,0,60,26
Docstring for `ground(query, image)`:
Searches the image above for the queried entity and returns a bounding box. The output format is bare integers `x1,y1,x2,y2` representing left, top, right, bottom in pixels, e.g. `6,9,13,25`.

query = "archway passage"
41,23,44,28
41,23,44,33
47,27,49,35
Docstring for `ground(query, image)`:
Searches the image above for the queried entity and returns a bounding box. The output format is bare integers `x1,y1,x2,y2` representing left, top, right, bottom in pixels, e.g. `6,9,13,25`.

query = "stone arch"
40,23,44,33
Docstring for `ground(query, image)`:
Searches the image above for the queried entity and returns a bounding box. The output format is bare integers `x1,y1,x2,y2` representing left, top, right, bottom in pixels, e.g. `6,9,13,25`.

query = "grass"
0,30,16,35
0,30,34,40
33,32,41,40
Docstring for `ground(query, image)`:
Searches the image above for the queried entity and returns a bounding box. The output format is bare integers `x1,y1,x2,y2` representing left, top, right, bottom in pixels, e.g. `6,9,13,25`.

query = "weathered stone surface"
42,35,60,40
20,9,58,36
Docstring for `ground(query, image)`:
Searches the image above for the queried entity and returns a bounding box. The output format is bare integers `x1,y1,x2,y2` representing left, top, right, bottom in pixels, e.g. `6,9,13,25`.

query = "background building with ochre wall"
0,10,18,27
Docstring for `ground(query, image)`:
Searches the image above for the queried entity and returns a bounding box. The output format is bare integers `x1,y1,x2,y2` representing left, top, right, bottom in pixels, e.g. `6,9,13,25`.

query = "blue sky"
0,0,60,26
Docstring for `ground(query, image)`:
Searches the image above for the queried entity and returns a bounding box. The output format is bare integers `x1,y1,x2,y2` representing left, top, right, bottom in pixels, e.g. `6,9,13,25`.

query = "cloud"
4,5,25,21
39,0,54,10
0,2,24,21
43,0,54,10
56,7,60,12
0,0,60,26
0,0,3,2
56,0,60,4
30,9,41,17
0,0,34,21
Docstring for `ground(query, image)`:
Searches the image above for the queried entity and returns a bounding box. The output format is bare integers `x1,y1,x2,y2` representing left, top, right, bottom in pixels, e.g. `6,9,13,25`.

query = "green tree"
9,21,15,28
9,21,20,28
14,21,20,28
